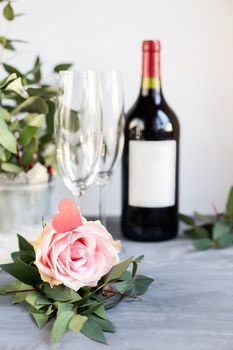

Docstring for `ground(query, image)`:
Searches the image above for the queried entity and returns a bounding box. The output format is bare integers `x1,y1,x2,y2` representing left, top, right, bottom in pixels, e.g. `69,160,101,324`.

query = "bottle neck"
140,45,162,103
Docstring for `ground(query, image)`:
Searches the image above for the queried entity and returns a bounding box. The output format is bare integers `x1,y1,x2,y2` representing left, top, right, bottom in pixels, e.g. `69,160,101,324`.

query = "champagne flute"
55,70,102,205
96,71,124,226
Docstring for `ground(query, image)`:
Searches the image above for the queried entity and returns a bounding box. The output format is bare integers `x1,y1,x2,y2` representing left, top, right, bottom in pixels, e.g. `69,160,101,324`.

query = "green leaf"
13,96,48,114
2,63,22,77
134,255,144,263
94,305,108,320
178,213,195,226
5,77,26,98
25,291,42,308
81,317,107,344
42,284,81,302
46,100,55,135
19,125,38,146
24,113,43,127
194,212,213,223
89,315,115,333
215,234,233,249
103,257,133,284
69,314,88,334
0,118,17,153
27,56,41,83
11,250,35,264
9,120,19,132
57,303,73,315
212,221,231,241
31,312,49,329
51,311,74,343
226,186,233,219
132,261,137,278
0,146,11,162
54,63,73,73
119,270,132,281
0,280,32,294
17,234,35,253
27,87,59,99
22,137,37,165
1,163,22,173
192,238,214,251
35,295,51,305
116,280,133,294
0,36,15,50
3,3,14,20
12,291,29,304
0,73,17,88
0,106,10,121
0,258,41,286
134,275,154,295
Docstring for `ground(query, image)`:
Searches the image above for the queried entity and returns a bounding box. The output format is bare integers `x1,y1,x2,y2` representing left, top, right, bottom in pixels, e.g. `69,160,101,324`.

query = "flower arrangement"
0,0,72,184
0,199,153,344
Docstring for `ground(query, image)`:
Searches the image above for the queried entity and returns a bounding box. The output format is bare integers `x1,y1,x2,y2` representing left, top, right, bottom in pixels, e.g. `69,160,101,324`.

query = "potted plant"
0,0,72,231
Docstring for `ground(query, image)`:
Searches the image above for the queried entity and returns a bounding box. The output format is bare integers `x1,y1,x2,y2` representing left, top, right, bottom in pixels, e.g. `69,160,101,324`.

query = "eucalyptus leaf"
2,63,22,77
13,96,48,114
12,291,29,304
94,305,108,320
31,312,49,329
89,315,115,333
0,146,11,162
3,3,14,20
226,186,233,219
116,280,133,294
5,77,27,98
192,238,214,251
0,280,32,294
19,125,38,146
81,317,107,344
134,275,154,296
212,221,231,241
54,63,72,73
1,163,22,173
69,314,88,334
27,87,59,99
0,119,17,154
178,213,195,226
216,234,233,249
25,113,43,127
0,106,10,121
42,284,81,302
51,310,74,343
57,303,73,315
103,257,133,284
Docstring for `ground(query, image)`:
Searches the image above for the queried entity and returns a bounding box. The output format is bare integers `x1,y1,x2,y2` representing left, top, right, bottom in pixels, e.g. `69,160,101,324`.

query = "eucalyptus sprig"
0,0,73,174
179,186,233,251
0,235,153,344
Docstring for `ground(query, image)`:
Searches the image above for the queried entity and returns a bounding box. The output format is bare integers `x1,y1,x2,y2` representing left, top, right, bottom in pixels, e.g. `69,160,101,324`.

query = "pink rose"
33,199,121,291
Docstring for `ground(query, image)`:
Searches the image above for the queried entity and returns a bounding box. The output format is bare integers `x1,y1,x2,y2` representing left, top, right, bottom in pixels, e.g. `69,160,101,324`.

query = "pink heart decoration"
52,199,83,233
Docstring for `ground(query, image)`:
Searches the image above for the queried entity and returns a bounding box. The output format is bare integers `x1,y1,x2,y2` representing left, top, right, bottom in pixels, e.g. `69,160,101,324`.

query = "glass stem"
99,183,107,227
73,189,85,211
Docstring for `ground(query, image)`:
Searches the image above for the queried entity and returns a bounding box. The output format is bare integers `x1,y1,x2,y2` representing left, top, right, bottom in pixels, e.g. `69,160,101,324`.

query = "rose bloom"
33,199,121,291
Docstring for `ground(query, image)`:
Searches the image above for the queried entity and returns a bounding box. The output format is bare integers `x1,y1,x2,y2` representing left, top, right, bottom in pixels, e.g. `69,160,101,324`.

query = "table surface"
0,221,233,350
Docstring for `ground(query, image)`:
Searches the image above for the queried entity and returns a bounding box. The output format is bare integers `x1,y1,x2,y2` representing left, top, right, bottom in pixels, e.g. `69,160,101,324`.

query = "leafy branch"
0,235,153,344
179,186,233,250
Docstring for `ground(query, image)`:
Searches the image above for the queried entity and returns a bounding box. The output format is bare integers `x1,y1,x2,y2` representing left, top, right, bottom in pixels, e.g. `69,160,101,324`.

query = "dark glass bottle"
121,40,180,241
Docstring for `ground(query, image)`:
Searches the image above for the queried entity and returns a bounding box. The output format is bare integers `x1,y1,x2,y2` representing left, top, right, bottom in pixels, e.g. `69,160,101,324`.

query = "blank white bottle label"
129,140,176,208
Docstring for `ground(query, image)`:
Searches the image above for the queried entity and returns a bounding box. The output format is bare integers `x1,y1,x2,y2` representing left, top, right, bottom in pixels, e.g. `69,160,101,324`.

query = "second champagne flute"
55,70,103,205
96,71,125,226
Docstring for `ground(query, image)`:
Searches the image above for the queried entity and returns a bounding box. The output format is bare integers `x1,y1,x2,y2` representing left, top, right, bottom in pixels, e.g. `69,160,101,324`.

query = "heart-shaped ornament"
52,199,83,232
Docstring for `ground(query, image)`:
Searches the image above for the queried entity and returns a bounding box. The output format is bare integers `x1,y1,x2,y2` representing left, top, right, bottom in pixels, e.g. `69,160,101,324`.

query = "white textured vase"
0,181,55,233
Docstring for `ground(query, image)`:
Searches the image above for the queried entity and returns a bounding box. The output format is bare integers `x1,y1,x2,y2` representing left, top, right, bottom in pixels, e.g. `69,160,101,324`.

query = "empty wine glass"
96,71,124,226
55,70,102,205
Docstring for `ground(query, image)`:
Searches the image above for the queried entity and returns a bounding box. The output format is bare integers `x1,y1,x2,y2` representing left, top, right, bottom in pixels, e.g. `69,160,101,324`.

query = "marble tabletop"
0,221,233,350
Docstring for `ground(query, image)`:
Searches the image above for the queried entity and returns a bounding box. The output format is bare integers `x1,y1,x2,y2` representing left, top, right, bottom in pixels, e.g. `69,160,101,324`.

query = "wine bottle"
121,40,180,241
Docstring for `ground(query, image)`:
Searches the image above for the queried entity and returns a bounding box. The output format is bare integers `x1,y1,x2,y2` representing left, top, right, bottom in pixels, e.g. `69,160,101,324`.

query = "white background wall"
2,0,233,215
